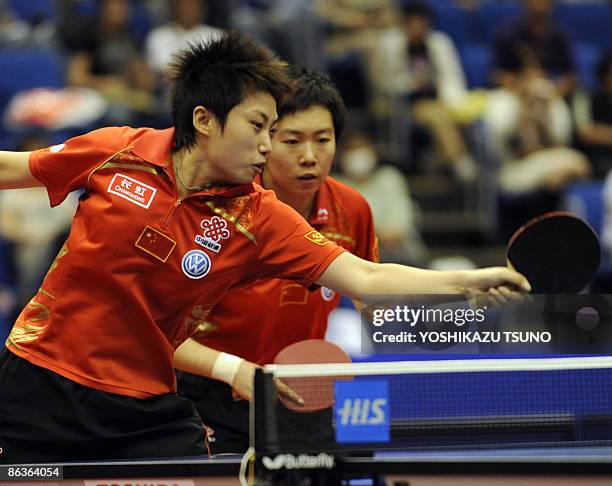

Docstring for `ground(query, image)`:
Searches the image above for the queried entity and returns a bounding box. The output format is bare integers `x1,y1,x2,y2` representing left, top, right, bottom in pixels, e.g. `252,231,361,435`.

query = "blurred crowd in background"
0,0,611,341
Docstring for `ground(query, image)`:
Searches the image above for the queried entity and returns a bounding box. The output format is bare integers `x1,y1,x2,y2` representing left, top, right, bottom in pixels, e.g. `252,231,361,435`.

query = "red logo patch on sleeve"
304,229,329,246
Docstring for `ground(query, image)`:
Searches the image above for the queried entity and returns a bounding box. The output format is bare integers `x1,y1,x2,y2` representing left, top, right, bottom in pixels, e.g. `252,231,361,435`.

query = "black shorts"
0,348,207,464
176,370,249,454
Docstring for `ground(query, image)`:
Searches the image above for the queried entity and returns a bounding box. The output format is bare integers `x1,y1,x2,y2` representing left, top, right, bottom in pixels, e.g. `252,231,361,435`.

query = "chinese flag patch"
279,284,309,305
135,226,177,262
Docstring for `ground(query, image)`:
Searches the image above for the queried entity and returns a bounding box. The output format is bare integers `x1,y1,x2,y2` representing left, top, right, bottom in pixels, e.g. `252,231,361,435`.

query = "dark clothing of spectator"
61,24,143,76
406,41,438,101
494,20,575,79
576,89,612,177
592,90,612,125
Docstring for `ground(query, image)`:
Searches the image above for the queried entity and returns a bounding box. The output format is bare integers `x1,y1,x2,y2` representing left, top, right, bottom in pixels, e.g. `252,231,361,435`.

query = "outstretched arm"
0,151,41,189
316,252,531,300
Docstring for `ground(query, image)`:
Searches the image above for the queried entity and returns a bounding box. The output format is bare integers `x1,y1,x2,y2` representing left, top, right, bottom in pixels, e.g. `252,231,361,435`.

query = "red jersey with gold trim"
5,127,345,398
195,175,378,365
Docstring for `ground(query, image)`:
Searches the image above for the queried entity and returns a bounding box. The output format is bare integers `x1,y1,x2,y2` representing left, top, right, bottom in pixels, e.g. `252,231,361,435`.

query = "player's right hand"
274,378,304,407
231,360,260,401
230,360,305,406
464,267,532,308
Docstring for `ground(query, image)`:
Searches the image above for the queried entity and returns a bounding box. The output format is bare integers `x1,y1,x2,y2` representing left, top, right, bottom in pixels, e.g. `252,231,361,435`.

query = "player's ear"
193,106,214,138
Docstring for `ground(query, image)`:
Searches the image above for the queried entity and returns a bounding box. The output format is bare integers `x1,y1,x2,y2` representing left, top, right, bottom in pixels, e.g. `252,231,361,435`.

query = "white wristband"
211,352,244,386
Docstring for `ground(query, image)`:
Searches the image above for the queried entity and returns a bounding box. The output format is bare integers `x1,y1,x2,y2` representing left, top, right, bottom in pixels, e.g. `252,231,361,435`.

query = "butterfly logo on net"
261,453,335,470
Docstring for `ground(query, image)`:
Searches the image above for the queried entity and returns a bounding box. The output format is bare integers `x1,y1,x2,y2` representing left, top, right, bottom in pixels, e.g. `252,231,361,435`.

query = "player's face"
206,91,277,185
264,105,336,195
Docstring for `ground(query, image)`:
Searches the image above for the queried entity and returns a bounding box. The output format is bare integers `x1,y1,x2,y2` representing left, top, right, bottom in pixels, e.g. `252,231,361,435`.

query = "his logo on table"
334,380,390,443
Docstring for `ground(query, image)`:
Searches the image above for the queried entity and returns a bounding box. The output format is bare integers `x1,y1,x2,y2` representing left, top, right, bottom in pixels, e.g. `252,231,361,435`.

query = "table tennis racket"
506,211,600,294
273,339,352,413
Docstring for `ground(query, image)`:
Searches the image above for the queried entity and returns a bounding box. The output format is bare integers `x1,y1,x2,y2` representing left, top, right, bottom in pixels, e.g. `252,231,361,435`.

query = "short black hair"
278,67,347,140
168,31,291,150
400,0,434,20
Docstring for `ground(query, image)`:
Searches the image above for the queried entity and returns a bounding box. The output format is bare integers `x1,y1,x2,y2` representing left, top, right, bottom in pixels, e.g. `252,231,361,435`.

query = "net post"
252,367,279,453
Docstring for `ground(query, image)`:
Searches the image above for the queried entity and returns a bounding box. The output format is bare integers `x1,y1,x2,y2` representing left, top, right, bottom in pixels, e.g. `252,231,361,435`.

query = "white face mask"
341,148,377,178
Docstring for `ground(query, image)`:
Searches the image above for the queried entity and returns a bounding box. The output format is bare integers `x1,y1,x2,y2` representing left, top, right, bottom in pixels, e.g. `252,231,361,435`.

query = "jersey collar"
133,128,255,197
308,181,331,226
133,128,174,169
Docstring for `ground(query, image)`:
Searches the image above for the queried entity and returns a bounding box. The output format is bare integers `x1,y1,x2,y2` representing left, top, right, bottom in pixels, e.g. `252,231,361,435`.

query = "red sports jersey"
194,175,378,365
5,127,345,398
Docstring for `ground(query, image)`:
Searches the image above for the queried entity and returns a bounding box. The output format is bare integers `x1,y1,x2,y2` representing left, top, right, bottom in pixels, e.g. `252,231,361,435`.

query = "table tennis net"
252,356,612,454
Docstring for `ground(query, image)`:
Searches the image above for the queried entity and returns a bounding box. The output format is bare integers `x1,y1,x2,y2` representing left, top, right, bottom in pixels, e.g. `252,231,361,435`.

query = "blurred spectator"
602,169,612,259
0,0,56,47
145,0,223,75
492,0,577,98
573,51,612,179
485,0,590,237
60,0,158,125
336,132,429,266
199,0,233,30
453,0,483,8
231,0,326,70
487,0,577,156
316,0,397,58
492,76,590,196
369,1,477,183
0,135,78,320
0,0,31,45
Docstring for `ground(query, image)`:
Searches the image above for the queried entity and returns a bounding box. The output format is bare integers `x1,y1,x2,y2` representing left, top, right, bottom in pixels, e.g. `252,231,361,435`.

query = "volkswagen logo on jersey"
181,250,211,279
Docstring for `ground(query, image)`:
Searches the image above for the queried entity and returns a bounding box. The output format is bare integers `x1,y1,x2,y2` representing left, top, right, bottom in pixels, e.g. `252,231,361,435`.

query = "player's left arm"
316,252,531,301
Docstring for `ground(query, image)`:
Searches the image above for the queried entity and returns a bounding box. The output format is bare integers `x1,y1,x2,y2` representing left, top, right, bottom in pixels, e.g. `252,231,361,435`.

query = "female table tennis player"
173,68,528,453
174,68,377,453
0,33,528,463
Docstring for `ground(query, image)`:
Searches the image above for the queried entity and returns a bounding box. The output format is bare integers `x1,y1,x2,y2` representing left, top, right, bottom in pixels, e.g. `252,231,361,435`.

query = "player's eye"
318,138,331,144
283,139,299,145
251,121,264,130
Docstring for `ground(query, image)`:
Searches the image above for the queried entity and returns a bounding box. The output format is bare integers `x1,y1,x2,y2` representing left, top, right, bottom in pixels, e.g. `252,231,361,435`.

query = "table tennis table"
250,356,612,484
4,446,612,485
5,356,612,485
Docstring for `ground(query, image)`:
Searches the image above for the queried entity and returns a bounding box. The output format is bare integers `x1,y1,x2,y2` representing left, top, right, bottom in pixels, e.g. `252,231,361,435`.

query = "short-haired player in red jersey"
0,33,529,464
174,69,378,453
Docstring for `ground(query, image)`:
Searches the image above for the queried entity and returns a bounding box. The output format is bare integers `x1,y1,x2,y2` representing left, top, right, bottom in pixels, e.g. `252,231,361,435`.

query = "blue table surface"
373,446,612,462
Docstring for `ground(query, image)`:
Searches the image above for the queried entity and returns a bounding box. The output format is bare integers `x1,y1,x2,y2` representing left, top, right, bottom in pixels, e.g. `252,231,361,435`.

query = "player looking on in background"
0,32,529,464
